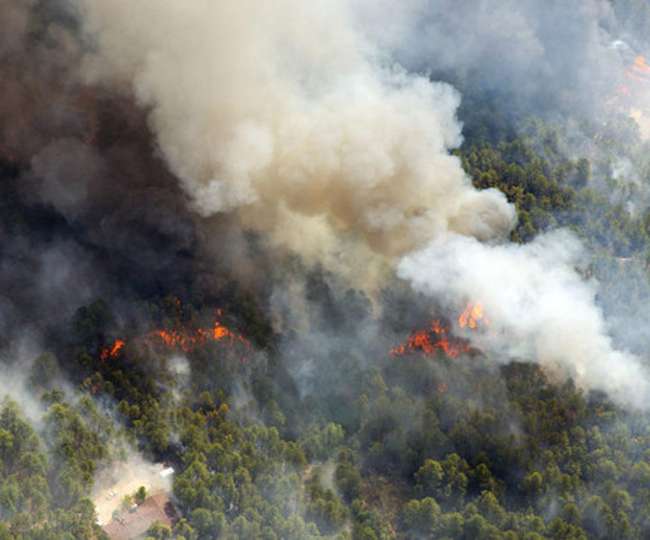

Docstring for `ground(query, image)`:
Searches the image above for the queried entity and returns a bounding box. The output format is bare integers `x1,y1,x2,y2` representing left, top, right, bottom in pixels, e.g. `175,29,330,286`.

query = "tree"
522,471,544,497
476,490,506,527
146,521,173,539
121,494,135,511
401,498,440,538
335,461,362,503
135,485,147,505
415,459,444,497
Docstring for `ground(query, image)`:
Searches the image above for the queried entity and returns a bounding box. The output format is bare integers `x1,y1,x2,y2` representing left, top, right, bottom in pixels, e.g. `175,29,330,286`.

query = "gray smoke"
355,0,624,115
398,231,650,409
66,0,650,409
73,0,515,286
1,0,648,415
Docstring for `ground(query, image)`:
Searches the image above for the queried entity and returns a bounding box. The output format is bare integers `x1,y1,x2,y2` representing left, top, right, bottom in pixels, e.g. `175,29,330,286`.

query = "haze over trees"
5,0,650,539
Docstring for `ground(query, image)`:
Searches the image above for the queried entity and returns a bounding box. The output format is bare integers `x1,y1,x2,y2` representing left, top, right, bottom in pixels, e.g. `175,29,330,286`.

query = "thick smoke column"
73,0,514,273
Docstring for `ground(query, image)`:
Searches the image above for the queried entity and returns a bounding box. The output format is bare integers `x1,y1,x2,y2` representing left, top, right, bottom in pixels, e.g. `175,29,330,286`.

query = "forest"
5,0,650,539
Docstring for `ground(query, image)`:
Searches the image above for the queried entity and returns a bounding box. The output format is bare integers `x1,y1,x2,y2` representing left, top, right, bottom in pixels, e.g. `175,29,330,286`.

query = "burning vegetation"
613,54,650,124
147,313,251,354
390,303,487,360
100,339,126,361
99,309,251,361
390,319,471,359
626,56,650,86
614,55,650,100
458,302,489,329
7,1,650,539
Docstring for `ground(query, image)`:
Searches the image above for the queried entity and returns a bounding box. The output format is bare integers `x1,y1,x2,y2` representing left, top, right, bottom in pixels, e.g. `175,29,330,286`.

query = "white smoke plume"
398,231,650,409
72,0,514,275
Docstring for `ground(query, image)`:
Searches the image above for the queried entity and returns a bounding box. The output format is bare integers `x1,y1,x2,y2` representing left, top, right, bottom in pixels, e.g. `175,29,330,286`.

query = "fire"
98,309,250,360
633,55,650,74
615,55,650,99
391,302,488,360
458,302,489,329
100,339,125,361
147,318,250,353
609,55,650,139
390,320,471,359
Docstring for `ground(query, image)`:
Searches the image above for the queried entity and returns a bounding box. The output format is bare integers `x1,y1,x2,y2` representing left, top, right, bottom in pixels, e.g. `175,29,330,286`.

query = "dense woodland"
7,1,650,539
3,98,650,539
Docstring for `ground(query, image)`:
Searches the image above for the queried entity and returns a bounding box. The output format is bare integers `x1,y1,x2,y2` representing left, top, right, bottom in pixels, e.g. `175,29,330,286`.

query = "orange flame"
391,302,488,360
97,308,250,361
390,319,471,359
621,56,650,90
634,56,650,73
100,339,125,361
147,318,250,353
458,302,489,329
611,55,650,105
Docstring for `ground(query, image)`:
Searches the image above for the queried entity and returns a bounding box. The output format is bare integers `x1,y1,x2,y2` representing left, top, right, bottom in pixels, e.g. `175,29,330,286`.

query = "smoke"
0,0,257,340
398,230,650,409
63,0,650,411
0,339,51,425
0,0,648,448
6,8,650,539
73,0,515,279
355,0,623,116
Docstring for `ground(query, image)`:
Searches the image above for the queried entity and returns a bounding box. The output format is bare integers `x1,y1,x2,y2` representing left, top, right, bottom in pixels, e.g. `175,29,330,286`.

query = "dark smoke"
0,0,277,351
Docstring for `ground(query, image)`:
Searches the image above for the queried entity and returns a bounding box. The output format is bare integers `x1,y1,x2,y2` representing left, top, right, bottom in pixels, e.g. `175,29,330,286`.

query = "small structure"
93,458,175,526
102,492,175,540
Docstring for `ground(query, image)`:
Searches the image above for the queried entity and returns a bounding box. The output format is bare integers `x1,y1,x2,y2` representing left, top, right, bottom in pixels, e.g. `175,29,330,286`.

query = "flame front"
148,319,250,353
614,55,650,100
100,339,125,361
609,55,650,139
98,309,250,361
631,56,650,77
458,302,489,329
390,320,471,359
391,302,488,360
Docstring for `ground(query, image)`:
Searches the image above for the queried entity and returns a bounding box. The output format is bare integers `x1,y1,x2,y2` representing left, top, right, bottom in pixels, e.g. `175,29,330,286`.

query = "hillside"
4,1,650,540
